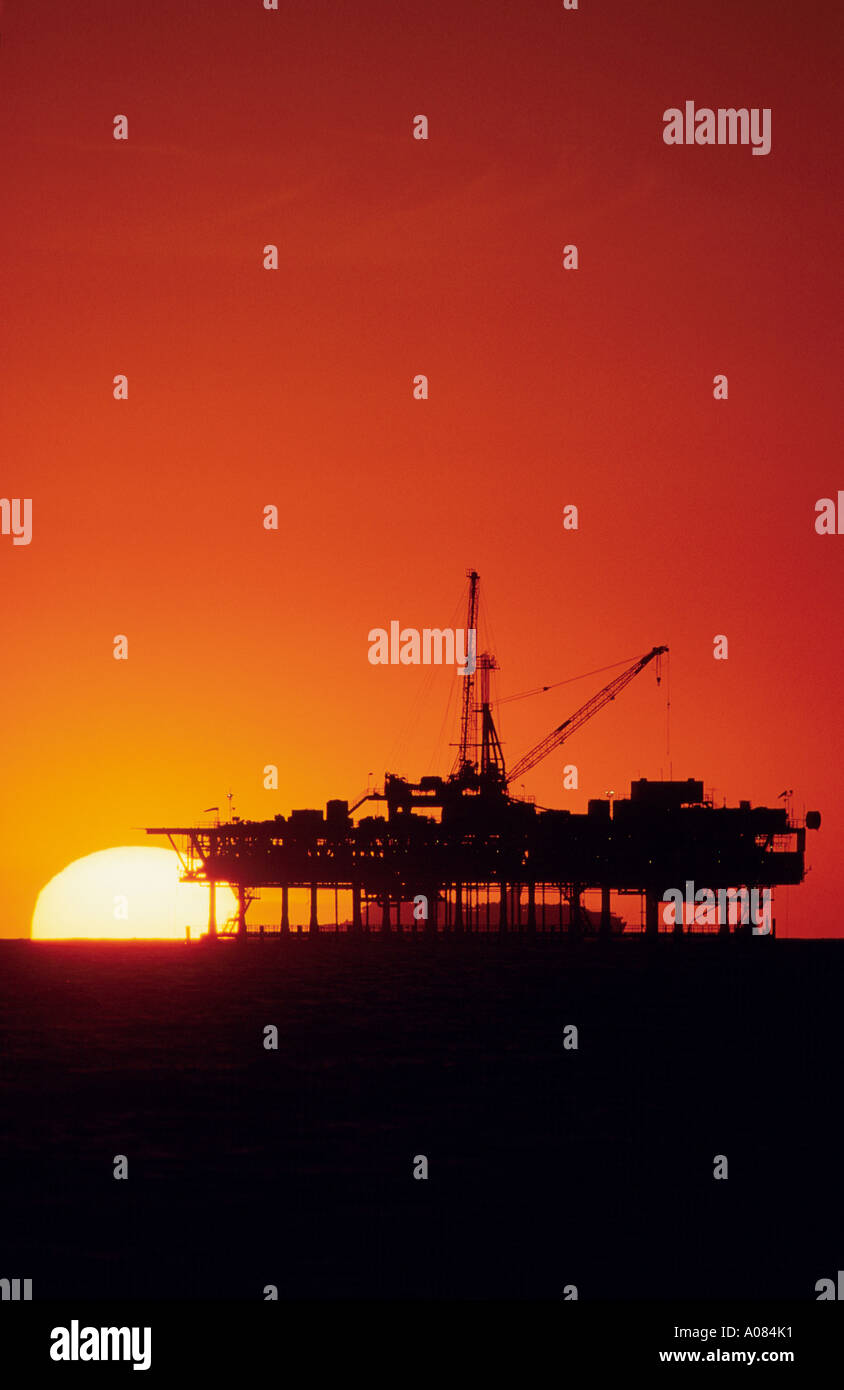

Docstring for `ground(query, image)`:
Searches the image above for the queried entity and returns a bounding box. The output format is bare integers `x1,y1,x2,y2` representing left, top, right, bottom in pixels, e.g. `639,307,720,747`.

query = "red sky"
1,0,841,936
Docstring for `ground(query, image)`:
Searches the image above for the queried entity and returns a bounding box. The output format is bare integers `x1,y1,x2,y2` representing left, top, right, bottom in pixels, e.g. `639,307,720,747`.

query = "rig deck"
148,776,818,938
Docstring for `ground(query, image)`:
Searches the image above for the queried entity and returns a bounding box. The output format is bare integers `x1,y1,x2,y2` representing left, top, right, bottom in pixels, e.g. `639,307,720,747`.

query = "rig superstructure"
147,572,819,938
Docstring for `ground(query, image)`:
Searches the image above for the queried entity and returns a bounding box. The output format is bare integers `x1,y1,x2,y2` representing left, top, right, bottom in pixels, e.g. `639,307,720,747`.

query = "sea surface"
0,936,841,1299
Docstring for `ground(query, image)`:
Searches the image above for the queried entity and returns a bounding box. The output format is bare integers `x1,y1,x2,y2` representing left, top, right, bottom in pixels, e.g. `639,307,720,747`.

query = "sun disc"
31,847,235,940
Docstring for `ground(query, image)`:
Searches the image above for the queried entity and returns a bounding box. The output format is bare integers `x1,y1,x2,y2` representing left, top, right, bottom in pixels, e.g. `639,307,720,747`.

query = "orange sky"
1,0,841,937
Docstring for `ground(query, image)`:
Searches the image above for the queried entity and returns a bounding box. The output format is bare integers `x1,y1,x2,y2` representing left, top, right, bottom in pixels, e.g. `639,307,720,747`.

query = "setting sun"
31,847,236,940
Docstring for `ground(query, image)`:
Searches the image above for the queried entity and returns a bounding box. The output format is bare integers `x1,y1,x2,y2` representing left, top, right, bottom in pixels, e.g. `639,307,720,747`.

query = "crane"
505,645,668,786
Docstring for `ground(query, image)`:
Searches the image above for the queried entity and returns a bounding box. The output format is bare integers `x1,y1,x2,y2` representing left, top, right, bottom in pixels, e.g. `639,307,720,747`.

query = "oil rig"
147,572,820,939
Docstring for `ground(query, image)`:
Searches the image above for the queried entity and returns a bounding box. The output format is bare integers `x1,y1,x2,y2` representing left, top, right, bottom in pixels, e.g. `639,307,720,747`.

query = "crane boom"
506,645,668,785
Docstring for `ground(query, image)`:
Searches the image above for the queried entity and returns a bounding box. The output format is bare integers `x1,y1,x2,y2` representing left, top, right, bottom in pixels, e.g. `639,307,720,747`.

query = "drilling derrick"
455,569,479,784
449,571,505,797
478,652,506,795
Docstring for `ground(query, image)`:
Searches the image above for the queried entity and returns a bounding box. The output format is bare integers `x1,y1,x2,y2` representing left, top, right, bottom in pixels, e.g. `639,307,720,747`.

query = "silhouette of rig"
147,573,820,939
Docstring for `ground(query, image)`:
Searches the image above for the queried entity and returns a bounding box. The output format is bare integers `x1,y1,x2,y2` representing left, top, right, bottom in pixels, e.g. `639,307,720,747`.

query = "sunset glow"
1,0,840,941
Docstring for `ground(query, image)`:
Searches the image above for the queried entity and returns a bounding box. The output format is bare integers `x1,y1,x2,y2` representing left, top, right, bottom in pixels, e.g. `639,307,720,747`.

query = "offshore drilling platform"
147,573,820,940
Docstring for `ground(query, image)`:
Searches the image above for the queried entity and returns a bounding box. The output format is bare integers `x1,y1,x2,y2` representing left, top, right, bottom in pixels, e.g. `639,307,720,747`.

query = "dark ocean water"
0,936,842,1300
